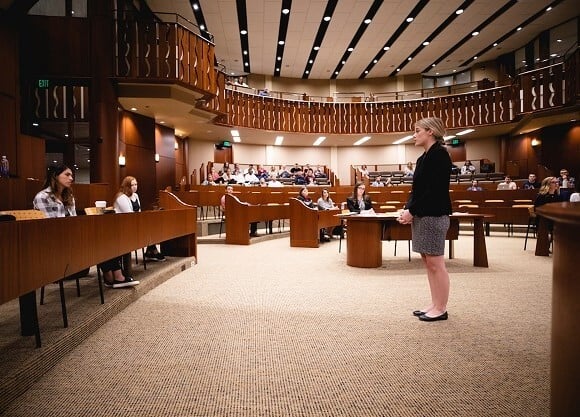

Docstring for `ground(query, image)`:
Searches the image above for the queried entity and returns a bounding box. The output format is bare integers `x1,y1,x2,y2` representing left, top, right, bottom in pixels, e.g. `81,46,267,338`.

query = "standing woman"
398,117,452,322
115,176,166,261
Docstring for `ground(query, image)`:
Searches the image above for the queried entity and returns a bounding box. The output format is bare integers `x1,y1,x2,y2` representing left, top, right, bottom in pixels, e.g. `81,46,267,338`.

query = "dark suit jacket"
346,196,372,213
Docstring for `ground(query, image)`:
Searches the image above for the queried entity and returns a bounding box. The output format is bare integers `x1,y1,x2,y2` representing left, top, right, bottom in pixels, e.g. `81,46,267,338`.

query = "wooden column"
536,203,580,417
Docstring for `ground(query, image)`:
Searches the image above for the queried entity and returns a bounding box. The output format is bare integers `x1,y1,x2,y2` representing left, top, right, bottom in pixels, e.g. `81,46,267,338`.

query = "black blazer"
346,196,372,213
406,142,452,217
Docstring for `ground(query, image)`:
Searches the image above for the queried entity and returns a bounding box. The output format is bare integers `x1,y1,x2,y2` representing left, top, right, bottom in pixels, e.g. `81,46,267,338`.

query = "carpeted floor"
0,231,552,417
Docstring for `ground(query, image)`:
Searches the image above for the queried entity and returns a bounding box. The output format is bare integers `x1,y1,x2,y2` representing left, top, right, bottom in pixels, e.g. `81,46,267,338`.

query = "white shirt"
114,193,140,213
570,192,580,202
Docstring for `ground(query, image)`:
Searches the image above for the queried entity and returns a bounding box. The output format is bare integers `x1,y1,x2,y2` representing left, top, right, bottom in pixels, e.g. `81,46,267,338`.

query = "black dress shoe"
412,310,427,316
418,311,448,321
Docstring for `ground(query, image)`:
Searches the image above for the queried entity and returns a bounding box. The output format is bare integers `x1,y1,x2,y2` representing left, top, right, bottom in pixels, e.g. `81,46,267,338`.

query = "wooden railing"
114,12,217,99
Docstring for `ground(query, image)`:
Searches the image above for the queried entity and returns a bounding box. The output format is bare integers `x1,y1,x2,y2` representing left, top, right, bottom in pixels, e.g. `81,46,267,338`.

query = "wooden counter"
0,208,197,346
536,202,580,417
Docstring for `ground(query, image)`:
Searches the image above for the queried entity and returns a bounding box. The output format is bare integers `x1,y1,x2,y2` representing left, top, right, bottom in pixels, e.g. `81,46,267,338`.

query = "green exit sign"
451,138,460,145
38,79,50,89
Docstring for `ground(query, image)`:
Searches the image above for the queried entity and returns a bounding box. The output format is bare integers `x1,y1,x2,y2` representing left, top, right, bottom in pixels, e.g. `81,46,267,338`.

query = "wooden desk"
343,213,488,268
0,209,197,346
289,198,342,248
224,194,289,245
536,203,580,417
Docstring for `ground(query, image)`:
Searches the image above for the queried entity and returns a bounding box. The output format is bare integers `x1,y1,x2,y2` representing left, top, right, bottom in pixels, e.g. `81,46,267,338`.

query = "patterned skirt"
411,215,450,256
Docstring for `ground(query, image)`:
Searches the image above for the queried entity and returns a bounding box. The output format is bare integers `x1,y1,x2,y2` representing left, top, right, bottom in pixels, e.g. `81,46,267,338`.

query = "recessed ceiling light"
309,59,313,63
348,47,354,52
354,136,371,146
275,136,284,146
278,40,285,45
383,46,390,51
313,46,320,50
244,62,249,66
373,59,378,63
341,60,346,64
240,29,247,35
546,6,552,11
231,130,240,136
233,136,241,143
453,69,457,72
193,4,199,10
423,41,430,46
407,57,412,61
406,17,414,23
517,27,522,31
364,19,371,24
130,107,137,111
396,68,400,72
473,56,478,60
335,71,339,75
160,121,165,124
305,70,309,74
472,31,479,36
557,39,562,42
200,25,205,30
243,50,248,55
277,56,281,61
493,43,498,47
324,16,331,22
365,70,369,74
455,9,463,15
276,68,280,71
282,8,290,14
550,53,557,57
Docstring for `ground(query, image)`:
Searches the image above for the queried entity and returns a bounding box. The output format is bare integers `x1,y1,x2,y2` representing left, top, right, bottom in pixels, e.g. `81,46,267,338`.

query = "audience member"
290,163,302,174
316,188,336,242
33,164,138,288
346,182,372,213
460,160,476,175
404,162,414,177
359,165,370,179
268,177,283,187
558,168,576,201
115,176,166,262
466,180,483,191
534,177,562,207
297,186,315,208
314,166,326,178
497,176,517,190
371,176,385,187
522,173,541,189
278,165,291,178
258,88,270,97
294,169,306,185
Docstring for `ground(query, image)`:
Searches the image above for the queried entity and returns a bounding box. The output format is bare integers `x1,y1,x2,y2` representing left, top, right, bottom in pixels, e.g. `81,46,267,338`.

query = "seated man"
497,176,517,190
522,173,541,189
371,176,385,187
466,180,483,191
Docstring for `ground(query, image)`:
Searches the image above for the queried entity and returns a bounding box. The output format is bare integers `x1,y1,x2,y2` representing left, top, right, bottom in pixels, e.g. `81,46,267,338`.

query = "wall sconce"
118,155,126,167
174,141,179,150
531,138,542,147
155,153,160,163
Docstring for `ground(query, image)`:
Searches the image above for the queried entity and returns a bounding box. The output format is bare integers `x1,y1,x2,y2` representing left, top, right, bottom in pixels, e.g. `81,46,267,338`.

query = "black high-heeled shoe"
418,311,448,321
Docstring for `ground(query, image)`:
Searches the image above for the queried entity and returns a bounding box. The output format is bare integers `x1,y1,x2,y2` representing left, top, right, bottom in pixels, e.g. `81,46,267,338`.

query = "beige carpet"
0,231,552,417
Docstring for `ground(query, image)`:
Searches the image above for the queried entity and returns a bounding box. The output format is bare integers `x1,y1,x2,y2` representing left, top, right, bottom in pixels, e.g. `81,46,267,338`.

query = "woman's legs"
421,253,449,316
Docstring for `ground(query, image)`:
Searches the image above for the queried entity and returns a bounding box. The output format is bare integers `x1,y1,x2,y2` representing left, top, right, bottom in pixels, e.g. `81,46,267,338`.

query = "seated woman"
346,182,373,213
34,163,138,288
297,186,314,208
114,176,166,261
317,188,336,241
534,176,562,232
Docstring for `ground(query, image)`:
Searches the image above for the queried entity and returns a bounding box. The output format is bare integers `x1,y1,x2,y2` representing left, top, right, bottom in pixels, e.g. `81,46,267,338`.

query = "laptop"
496,183,511,190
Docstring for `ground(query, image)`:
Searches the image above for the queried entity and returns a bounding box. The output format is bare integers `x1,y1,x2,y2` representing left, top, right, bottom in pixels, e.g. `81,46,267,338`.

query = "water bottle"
0,156,9,178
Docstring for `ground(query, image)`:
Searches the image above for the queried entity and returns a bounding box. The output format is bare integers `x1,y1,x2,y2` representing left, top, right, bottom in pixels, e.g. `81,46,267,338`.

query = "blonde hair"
415,117,446,141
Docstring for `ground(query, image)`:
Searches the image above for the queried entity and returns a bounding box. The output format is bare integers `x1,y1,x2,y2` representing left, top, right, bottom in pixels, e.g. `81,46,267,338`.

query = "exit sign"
38,79,50,88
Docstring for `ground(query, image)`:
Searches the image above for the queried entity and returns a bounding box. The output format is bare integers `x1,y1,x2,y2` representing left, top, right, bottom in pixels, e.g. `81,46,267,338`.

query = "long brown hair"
44,163,74,208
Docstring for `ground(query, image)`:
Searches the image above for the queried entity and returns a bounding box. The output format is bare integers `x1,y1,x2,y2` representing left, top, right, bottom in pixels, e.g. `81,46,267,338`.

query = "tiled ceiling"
145,0,577,79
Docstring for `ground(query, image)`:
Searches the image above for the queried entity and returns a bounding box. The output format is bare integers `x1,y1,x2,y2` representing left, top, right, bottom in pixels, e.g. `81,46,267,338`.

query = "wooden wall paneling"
0,95,18,176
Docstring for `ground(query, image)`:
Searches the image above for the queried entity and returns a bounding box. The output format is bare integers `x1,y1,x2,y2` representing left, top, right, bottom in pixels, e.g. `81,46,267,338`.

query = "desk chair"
3,210,73,328
524,206,537,250
219,208,226,237
338,210,349,253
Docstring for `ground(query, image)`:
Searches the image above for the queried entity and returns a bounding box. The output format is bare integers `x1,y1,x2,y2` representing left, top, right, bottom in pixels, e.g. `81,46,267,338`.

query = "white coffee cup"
95,201,107,208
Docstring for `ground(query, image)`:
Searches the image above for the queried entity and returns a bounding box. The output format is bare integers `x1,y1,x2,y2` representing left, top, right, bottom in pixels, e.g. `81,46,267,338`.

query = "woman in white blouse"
114,176,166,261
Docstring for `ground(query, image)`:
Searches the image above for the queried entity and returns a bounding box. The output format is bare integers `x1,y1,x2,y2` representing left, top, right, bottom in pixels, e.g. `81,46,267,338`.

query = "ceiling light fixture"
472,31,479,36
423,41,429,46
231,130,240,136
364,19,371,24
456,129,474,136
240,29,247,35
278,40,285,45
275,136,284,146
282,8,290,14
383,46,390,51
406,17,414,22
393,135,413,145
353,136,371,146
455,9,463,15
232,136,241,143
324,16,331,21
313,136,326,146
